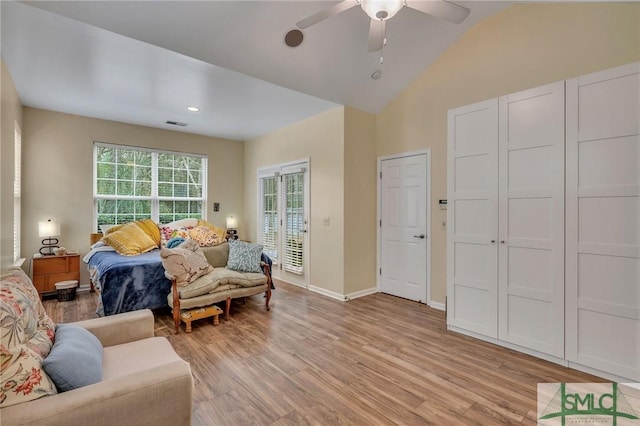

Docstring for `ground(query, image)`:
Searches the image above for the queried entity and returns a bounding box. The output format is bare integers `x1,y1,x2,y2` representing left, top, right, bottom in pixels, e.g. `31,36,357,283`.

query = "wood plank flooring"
43,281,603,425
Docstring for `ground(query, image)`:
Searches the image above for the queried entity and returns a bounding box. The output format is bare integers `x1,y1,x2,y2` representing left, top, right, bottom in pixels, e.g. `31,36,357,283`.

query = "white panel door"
566,62,640,380
498,82,565,358
447,99,499,338
380,154,428,302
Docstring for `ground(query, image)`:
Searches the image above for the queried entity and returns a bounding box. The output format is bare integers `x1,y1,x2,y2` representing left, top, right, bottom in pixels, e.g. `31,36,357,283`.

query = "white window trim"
13,123,22,263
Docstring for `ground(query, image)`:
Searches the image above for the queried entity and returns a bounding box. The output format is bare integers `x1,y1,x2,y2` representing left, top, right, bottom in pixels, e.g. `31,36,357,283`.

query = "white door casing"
379,152,429,303
566,62,640,380
447,99,499,338
498,81,565,358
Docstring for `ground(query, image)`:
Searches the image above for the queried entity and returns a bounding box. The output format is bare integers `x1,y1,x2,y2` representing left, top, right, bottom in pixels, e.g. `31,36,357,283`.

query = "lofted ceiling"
1,1,511,141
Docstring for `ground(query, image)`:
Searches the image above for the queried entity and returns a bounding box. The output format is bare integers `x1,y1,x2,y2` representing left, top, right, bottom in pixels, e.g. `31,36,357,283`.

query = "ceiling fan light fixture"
360,0,404,21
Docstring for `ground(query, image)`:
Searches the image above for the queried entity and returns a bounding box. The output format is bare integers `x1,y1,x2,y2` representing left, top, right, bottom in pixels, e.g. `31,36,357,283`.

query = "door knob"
491,240,496,243
500,240,506,244
413,234,426,239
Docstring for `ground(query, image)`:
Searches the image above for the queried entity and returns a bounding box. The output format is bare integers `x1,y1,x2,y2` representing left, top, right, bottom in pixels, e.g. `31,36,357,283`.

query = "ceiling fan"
296,0,471,52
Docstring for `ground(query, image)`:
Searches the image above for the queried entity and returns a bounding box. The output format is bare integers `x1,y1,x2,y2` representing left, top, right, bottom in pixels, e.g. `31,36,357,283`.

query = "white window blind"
261,176,279,262
94,143,207,228
283,172,304,274
13,124,21,262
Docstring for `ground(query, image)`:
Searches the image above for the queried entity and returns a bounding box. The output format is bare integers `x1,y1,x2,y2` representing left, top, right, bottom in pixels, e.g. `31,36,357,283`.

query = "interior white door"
447,99,499,338
380,154,428,302
566,62,640,380
498,81,565,358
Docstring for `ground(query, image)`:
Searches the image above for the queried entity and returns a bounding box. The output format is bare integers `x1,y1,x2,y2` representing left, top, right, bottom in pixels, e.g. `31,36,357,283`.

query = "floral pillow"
159,225,193,247
0,268,57,407
189,226,224,247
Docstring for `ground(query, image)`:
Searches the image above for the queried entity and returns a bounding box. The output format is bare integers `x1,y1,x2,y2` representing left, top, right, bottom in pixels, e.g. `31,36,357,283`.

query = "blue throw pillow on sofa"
43,324,103,392
227,240,263,273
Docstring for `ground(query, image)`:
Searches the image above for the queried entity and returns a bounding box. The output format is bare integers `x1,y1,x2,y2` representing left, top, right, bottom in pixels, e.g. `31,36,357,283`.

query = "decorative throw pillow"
227,240,263,273
102,222,157,256
159,225,194,247
197,219,227,241
166,237,186,248
43,324,103,392
190,226,224,247
160,239,214,286
0,268,57,407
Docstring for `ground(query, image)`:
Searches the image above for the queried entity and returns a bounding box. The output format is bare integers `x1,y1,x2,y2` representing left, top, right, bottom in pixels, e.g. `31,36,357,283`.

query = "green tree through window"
94,143,207,228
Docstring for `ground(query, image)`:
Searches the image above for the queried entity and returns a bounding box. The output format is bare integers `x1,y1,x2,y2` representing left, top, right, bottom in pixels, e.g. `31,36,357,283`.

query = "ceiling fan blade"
406,0,471,24
296,0,360,29
368,19,386,52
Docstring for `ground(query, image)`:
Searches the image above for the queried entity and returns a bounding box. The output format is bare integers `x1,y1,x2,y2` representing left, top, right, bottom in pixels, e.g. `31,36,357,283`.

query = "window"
260,175,279,262
94,143,207,228
13,123,21,263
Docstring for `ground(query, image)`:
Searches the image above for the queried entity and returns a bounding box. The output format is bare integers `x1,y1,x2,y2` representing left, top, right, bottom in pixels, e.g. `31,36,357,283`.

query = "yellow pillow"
102,222,157,256
197,219,226,240
135,218,161,247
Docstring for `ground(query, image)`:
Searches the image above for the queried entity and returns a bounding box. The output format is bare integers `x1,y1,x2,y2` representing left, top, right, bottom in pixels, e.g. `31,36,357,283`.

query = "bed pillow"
197,219,227,240
227,240,263,273
43,324,103,392
102,222,157,256
160,239,214,286
134,218,161,247
190,225,224,247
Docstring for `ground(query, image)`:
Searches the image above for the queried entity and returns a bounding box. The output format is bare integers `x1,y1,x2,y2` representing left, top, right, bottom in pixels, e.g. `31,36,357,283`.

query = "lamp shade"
38,220,60,237
226,216,238,229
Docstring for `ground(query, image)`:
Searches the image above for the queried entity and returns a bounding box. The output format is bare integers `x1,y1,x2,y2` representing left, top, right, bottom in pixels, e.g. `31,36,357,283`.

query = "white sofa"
0,268,193,426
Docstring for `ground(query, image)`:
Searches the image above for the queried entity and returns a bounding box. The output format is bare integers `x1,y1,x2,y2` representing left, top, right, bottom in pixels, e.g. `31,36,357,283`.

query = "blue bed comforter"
87,249,171,316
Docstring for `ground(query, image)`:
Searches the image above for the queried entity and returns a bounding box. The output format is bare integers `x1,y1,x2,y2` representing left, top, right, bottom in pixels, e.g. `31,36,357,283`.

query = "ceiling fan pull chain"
380,19,385,65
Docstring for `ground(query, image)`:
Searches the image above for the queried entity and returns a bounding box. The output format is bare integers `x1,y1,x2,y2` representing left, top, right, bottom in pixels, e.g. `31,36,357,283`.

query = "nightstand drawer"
33,256,68,275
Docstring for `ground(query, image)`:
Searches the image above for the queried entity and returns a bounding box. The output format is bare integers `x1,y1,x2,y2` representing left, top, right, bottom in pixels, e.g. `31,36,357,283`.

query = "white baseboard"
429,301,445,311
308,285,348,301
77,285,91,293
345,287,377,301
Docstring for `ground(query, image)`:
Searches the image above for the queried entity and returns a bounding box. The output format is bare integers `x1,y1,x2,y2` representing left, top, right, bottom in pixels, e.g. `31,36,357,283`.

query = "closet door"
566,62,640,380
497,82,565,358
447,99,499,338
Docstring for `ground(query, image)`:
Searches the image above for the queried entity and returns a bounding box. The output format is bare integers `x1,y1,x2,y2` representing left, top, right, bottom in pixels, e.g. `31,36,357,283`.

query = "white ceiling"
1,1,511,141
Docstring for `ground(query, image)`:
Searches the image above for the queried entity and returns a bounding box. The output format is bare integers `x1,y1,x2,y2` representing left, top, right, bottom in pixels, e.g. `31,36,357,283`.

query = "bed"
85,249,171,316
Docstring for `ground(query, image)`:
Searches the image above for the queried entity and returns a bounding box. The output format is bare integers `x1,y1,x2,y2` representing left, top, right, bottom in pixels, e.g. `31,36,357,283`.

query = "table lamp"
38,219,60,256
226,216,238,240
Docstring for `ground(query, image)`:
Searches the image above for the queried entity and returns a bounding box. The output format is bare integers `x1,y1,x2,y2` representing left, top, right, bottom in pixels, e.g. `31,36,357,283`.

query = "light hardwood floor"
43,281,603,425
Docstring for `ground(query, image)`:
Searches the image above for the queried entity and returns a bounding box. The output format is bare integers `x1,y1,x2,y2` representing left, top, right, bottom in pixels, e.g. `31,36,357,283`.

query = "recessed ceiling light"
187,106,200,112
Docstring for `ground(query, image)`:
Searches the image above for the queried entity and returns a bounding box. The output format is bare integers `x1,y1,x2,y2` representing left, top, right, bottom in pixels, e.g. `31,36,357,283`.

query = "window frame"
93,142,207,230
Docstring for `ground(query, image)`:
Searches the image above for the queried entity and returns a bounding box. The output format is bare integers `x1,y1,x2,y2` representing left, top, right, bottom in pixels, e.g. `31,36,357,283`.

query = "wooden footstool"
179,305,223,333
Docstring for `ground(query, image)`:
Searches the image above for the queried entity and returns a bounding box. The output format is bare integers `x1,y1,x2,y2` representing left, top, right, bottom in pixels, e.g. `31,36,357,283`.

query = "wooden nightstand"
32,254,80,298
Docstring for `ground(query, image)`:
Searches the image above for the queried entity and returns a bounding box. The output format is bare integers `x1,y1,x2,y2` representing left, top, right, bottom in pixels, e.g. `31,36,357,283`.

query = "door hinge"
280,219,283,226
379,268,382,275
379,171,382,179
379,220,382,227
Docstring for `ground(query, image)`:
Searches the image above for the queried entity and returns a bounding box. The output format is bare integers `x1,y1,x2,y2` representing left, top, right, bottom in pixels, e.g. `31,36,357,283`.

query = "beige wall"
1,60,23,270
377,3,640,304
22,108,244,286
343,107,377,295
244,107,346,295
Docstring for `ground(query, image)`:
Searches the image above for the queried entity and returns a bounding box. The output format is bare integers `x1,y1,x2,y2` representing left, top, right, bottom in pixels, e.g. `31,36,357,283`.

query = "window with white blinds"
283,172,304,274
13,124,21,263
261,176,279,262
